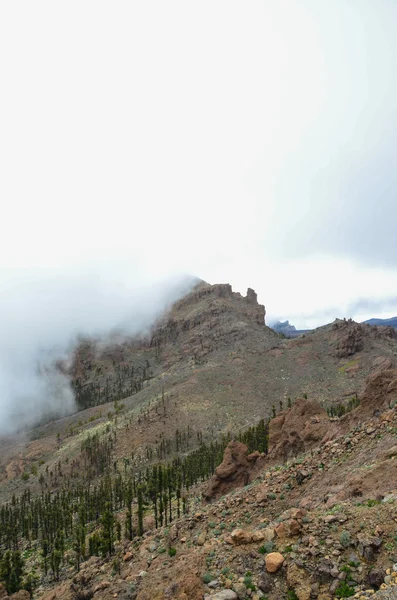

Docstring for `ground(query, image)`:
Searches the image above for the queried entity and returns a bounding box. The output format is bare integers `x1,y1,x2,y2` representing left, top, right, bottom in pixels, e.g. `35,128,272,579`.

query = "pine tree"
137,485,144,537
0,550,24,595
100,503,114,556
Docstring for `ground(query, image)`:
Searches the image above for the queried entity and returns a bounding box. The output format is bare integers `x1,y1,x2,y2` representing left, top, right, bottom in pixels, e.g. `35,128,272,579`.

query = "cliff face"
150,283,267,365
331,318,397,359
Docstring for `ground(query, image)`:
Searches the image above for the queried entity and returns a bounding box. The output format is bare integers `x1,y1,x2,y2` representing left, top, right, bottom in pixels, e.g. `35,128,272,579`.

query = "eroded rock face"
331,319,397,359
331,320,364,358
287,564,311,600
268,398,330,461
203,441,260,502
358,369,397,417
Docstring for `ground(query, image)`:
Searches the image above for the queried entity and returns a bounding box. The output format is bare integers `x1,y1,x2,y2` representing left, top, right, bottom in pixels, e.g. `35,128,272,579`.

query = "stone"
316,560,333,584
251,530,265,542
258,573,273,593
197,531,207,546
262,527,275,542
123,551,133,562
368,568,385,589
275,519,301,538
208,580,220,589
212,591,238,600
231,529,252,545
233,583,247,599
286,564,311,600
265,552,284,573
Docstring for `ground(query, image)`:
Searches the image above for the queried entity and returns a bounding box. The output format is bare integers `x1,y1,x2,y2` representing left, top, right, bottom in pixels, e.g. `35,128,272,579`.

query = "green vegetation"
340,530,351,548
0,550,24,594
327,395,360,418
334,581,355,598
0,416,270,587
258,541,274,554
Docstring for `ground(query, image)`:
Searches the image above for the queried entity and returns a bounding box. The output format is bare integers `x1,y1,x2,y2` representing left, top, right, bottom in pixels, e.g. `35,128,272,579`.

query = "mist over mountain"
0,267,196,434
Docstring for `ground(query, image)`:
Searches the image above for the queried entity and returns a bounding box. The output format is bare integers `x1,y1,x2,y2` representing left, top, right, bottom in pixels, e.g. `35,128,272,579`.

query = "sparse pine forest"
0,409,269,595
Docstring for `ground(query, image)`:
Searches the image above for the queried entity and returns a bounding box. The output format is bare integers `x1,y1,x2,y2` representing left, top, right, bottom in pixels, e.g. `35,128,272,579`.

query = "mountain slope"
2,283,397,599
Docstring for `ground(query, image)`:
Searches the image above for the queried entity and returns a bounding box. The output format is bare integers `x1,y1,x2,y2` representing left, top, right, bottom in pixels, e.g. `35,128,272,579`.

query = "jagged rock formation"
151,283,267,359
203,441,261,502
331,318,397,358
331,319,365,358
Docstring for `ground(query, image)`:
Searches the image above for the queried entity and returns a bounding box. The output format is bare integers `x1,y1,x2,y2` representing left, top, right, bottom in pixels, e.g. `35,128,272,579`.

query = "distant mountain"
363,316,397,328
272,316,397,338
271,320,310,338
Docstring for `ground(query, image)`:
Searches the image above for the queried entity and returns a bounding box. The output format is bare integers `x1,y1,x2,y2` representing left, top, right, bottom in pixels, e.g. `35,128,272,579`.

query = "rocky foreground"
5,367,393,600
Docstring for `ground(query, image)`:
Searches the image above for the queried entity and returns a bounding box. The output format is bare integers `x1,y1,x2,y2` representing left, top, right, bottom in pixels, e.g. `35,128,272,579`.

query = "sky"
0,1,397,429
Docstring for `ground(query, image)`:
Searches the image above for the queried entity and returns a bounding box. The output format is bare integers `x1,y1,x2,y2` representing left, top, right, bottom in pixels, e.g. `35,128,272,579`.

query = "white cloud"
1,1,397,428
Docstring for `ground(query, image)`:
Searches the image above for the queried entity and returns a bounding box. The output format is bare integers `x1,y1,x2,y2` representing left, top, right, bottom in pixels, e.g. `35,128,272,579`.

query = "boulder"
368,568,385,589
197,531,207,546
275,519,301,538
265,552,284,573
231,529,252,545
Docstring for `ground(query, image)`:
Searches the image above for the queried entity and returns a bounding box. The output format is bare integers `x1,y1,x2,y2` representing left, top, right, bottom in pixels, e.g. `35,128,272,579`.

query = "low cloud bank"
0,266,196,434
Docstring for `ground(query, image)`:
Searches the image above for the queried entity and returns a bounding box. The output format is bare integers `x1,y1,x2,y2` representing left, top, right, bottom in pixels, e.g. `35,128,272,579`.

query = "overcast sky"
1,1,397,429
2,0,397,328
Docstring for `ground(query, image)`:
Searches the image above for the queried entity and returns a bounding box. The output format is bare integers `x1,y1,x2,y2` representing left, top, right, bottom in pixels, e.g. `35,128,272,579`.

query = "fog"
0,267,195,434
1,1,397,430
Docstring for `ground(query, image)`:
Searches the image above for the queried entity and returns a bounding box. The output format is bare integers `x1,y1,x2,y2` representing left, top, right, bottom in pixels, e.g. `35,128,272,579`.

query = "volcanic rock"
203,441,259,502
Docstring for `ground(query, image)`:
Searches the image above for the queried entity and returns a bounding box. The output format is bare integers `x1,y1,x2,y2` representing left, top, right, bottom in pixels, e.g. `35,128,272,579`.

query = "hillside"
364,317,397,329
2,283,397,599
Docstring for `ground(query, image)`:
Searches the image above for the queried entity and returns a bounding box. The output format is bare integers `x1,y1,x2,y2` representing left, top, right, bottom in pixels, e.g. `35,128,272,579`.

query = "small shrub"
168,547,176,557
367,499,381,507
287,591,299,600
243,574,256,591
258,541,274,554
340,530,351,548
202,573,213,584
334,581,355,598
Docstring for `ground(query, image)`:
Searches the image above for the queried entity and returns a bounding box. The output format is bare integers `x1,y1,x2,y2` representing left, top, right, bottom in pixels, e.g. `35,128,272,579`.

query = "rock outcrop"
268,398,331,461
203,441,260,502
331,319,364,358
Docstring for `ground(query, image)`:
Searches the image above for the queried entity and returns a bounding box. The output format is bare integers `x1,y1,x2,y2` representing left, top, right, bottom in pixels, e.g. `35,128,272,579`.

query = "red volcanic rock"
268,398,330,462
203,441,260,502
